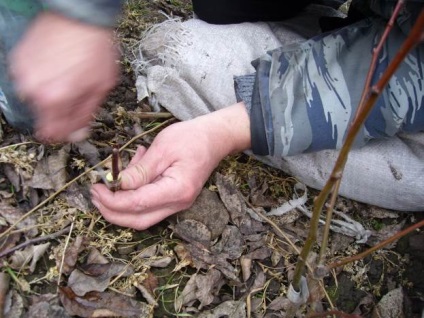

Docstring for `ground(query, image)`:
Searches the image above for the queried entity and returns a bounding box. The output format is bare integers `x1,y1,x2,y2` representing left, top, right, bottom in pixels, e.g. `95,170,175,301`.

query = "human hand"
90,102,251,230
9,12,119,142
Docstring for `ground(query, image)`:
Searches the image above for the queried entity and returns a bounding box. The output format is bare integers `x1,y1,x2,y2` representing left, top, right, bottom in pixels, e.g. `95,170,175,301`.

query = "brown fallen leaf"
86,247,109,265
9,242,50,273
185,243,240,283
144,256,173,268
176,188,230,239
141,270,158,297
59,286,151,318
197,300,247,318
0,201,38,238
0,272,10,316
3,290,25,318
68,262,134,296
175,273,198,311
215,173,246,227
27,146,69,191
26,293,71,318
211,225,243,260
59,236,89,275
196,269,224,309
372,287,406,318
172,219,212,249
173,243,193,271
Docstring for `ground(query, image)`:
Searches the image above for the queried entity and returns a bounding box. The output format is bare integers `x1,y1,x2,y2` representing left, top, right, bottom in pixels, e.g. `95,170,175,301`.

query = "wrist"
195,102,252,158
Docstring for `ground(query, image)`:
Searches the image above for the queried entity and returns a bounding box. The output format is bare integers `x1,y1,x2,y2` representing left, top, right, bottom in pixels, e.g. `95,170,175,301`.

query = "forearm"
193,102,251,158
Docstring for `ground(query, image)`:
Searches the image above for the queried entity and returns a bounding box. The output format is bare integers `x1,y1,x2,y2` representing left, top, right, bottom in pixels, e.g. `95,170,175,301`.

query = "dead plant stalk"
291,4,424,293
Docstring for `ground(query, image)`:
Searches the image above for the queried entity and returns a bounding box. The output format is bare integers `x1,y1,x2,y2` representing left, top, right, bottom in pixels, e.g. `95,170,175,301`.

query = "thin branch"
128,111,174,119
354,0,405,120
57,219,74,289
291,7,424,291
327,217,424,270
0,226,71,259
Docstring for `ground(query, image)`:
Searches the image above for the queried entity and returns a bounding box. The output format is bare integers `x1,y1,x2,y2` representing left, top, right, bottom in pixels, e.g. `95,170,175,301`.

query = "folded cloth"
132,5,424,211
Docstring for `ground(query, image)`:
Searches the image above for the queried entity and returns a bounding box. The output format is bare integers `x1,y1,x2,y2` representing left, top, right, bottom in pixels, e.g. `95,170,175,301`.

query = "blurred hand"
10,12,119,142
90,102,251,230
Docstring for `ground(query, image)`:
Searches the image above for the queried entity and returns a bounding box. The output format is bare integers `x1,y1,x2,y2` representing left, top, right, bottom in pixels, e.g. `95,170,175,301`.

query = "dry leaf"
0,272,10,316
197,300,246,318
145,256,173,268
73,140,100,166
177,188,230,239
173,243,193,271
173,219,212,249
211,225,243,260
87,247,109,265
141,270,158,297
61,183,91,212
9,242,50,273
185,243,240,283
175,273,198,311
27,146,69,191
3,164,21,192
215,173,246,226
0,201,38,238
372,287,406,318
195,269,224,309
268,296,291,311
59,286,150,318
26,293,71,318
137,244,158,259
3,290,25,318
59,236,88,275
133,282,158,307
240,256,252,282
68,263,134,296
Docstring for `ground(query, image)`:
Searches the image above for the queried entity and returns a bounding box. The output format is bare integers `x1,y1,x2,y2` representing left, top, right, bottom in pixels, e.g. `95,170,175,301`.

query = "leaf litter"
0,1,423,317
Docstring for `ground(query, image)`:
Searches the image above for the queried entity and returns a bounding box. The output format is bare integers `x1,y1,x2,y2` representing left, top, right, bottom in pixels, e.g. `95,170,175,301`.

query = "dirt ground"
1,1,423,317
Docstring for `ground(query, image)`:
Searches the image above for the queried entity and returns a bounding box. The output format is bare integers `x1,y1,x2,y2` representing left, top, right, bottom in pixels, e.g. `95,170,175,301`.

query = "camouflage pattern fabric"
41,0,123,27
236,0,424,157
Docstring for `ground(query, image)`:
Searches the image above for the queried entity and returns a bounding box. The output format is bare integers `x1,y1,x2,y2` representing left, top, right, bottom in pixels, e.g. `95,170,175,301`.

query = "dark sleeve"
41,0,124,27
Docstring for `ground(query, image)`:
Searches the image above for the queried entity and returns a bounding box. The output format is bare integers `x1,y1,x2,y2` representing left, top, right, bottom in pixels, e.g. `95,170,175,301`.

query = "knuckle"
133,163,149,184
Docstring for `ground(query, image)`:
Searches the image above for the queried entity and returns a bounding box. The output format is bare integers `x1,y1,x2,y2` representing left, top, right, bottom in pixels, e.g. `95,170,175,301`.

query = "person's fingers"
91,170,197,214
118,144,172,190
127,146,148,167
93,201,177,230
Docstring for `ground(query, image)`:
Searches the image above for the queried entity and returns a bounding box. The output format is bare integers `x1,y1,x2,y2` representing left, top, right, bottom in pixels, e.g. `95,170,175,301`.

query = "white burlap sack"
132,6,424,211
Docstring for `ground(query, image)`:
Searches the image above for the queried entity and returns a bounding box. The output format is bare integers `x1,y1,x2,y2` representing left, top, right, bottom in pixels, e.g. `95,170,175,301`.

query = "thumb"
119,146,167,190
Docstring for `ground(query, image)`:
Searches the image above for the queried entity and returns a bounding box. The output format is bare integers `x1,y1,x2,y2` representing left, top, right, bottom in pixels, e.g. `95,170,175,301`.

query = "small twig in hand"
0,226,71,259
106,145,122,192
